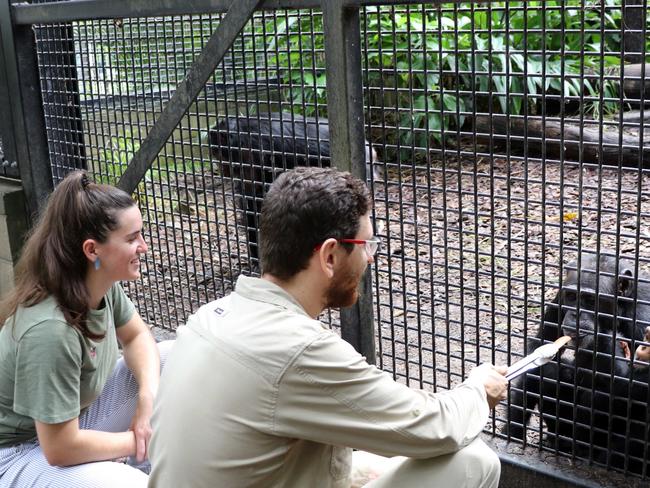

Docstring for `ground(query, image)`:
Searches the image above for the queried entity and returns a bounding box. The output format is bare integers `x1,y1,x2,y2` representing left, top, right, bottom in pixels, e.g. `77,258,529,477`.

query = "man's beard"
324,265,362,309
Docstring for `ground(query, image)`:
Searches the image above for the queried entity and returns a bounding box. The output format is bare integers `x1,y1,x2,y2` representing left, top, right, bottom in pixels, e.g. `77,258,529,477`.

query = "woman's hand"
117,312,160,463
130,392,154,462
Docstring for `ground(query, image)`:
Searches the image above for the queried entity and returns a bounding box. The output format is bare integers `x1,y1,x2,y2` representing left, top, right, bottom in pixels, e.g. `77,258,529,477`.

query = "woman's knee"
70,461,149,488
0,455,148,488
156,340,175,369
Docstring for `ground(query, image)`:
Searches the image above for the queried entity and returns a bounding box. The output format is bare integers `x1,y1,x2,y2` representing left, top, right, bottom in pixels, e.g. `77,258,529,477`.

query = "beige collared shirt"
149,276,489,488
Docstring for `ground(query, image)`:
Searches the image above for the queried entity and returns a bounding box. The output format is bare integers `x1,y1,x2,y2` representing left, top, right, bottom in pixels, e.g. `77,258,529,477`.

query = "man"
149,167,508,487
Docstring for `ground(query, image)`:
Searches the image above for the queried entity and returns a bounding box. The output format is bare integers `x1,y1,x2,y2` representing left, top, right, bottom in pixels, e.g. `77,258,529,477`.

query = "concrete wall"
486,434,646,488
0,178,28,299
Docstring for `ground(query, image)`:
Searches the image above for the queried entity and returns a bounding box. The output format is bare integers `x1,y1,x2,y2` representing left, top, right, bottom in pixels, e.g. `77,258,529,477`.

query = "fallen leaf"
563,212,578,222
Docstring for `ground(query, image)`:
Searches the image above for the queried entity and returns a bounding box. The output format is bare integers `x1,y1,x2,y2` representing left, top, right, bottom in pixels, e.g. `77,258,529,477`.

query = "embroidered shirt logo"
213,306,229,317
89,346,97,359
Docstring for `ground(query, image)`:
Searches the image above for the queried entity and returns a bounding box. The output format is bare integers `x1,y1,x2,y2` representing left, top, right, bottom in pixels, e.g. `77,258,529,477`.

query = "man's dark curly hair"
259,167,372,280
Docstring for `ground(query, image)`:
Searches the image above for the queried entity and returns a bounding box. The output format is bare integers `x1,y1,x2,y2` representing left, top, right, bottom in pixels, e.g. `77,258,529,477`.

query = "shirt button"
412,408,421,416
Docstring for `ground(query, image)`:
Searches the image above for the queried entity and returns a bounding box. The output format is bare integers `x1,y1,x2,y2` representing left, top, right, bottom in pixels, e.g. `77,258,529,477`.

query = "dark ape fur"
506,253,650,474
209,113,380,268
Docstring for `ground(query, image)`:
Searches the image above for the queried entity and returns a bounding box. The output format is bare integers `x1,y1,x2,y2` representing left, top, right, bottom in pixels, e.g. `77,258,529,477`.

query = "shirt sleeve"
273,331,489,459
111,283,136,328
13,321,83,424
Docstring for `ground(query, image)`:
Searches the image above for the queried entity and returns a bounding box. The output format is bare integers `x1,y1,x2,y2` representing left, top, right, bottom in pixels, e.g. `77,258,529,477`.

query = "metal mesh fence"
0,138,9,178
36,11,336,330
360,3,650,476
27,0,650,479
361,2,650,477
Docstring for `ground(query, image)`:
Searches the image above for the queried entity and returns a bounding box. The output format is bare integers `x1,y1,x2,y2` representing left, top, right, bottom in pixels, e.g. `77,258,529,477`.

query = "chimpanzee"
506,252,650,473
209,113,381,269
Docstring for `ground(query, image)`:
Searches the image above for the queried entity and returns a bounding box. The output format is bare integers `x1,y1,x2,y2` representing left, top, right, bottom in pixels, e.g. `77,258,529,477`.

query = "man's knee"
364,439,501,488
456,439,501,488
157,340,175,369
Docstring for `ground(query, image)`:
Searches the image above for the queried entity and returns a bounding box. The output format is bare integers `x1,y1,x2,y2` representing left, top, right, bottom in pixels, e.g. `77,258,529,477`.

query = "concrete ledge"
484,434,648,488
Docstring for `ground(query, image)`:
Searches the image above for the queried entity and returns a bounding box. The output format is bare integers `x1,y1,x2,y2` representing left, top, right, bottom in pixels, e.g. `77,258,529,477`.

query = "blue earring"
94,258,101,270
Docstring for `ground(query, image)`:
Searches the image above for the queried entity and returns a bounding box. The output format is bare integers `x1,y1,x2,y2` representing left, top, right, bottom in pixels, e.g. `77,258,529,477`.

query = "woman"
0,171,164,486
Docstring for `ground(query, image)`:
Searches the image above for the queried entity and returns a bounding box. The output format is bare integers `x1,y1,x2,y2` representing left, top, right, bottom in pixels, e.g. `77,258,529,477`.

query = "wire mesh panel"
34,23,86,180
24,0,650,480
361,1,650,479
37,10,339,330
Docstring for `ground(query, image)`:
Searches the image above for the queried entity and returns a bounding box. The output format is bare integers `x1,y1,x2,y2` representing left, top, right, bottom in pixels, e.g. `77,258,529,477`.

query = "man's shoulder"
193,290,325,336
184,292,332,384
195,294,233,318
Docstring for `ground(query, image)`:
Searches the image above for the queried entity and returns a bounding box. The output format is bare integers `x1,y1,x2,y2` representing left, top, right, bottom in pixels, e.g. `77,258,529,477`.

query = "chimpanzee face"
561,286,597,344
559,259,636,347
560,286,617,344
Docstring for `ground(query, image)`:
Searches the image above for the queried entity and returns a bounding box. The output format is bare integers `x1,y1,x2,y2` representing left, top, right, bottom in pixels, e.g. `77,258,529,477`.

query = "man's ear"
317,238,339,279
82,239,99,262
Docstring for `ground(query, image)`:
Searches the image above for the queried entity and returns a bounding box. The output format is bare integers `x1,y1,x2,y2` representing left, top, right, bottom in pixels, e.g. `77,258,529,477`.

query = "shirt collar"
234,275,311,318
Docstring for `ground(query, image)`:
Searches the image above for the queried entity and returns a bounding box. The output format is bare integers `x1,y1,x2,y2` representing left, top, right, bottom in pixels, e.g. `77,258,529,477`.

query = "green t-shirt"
0,283,135,447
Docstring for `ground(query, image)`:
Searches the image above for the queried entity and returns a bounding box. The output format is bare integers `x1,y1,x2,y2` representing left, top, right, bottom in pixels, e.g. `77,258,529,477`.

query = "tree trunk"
473,114,650,168
622,64,650,102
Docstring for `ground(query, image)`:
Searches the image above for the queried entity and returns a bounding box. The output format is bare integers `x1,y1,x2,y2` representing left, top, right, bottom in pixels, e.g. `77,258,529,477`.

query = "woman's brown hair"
0,171,136,339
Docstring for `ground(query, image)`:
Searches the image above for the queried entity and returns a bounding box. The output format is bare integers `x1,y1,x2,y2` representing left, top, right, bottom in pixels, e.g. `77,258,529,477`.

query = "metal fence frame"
1,0,52,213
2,1,650,485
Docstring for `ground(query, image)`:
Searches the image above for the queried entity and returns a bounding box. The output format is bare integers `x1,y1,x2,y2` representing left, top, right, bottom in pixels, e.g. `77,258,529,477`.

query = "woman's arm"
36,418,136,467
116,312,160,462
32,313,159,467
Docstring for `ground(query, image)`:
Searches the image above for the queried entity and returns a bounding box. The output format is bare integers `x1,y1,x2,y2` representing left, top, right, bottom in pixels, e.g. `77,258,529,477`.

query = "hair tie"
81,173,92,190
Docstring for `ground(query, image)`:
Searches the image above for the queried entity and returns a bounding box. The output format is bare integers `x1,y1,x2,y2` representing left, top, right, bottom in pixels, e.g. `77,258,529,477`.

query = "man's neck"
261,272,324,319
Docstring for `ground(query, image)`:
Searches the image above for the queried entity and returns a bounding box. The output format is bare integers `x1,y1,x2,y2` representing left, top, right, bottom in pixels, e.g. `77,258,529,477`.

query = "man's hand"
469,363,508,409
129,392,154,462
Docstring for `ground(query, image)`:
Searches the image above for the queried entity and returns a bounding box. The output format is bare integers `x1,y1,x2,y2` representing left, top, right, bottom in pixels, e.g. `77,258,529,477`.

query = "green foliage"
75,16,211,98
77,3,649,157
249,1,645,150
97,130,140,186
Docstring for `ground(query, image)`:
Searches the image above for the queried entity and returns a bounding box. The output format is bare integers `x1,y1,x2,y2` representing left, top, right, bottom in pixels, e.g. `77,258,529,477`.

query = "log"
621,110,650,123
622,64,650,101
473,114,650,168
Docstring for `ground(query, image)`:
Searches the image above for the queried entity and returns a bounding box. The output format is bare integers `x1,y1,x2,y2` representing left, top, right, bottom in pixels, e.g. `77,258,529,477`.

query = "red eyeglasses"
314,238,382,256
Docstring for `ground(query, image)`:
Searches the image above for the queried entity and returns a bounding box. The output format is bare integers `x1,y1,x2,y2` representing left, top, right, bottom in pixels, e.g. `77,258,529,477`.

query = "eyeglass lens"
366,239,380,256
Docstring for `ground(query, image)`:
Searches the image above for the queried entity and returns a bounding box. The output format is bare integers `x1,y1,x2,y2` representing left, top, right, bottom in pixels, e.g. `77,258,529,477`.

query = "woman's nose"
138,236,149,254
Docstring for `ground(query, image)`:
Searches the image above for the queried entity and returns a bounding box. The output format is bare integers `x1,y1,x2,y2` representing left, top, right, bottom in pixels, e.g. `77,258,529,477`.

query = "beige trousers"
351,438,500,488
